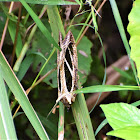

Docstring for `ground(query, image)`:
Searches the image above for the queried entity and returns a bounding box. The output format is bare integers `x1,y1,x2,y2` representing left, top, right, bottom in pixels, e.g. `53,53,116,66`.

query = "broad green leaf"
0,70,17,139
100,103,140,130
107,126,140,140
127,0,140,81
96,100,140,136
75,85,139,94
0,0,78,5
29,27,57,87
0,51,49,140
72,29,93,85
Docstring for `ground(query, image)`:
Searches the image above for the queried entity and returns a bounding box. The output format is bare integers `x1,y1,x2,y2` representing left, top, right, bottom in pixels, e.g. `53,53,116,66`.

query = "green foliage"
0,52,49,139
0,0,140,139
101,103,140,140
127,0,140,82
73,29,93,84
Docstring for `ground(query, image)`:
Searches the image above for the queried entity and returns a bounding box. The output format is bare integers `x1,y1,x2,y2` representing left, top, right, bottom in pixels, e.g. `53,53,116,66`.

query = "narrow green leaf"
0,116,6,139
0,0,78,5
113,67,135,82
100,103,140,130
107,126,140,140
74,0,81,5
0,70,17,139
58,102,65,140
72,93,96,140
47,5,65,38
95,119,108,136
46,5,95,139
17,55,34,81
0,51,49,140
75,85,139,94
37,113,57,139
42,5,65,139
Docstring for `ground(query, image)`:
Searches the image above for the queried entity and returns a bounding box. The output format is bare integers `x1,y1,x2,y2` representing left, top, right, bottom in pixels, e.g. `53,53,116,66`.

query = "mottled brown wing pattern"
57,31,78,107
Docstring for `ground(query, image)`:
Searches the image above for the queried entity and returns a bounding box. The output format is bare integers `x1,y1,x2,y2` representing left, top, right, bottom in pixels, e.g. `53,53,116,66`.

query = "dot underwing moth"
57,31,78,107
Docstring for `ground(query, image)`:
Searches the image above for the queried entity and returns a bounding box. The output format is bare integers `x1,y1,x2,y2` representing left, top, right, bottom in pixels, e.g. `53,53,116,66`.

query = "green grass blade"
0,0,78,5
0,116,6,138
47,5,95,139
95,119,108,136
109,0,139,85
0,70,17,139
113,67,136,82
17,55,34,81
19,0,60,50
75,85,140,94
72,93,96,140
58,102,65,139
46,5,65,139
47,5,65,38
0,51,49,140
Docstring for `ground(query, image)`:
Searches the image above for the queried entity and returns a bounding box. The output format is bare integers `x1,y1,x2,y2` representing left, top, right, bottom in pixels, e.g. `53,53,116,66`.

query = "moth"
57,31,78,107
